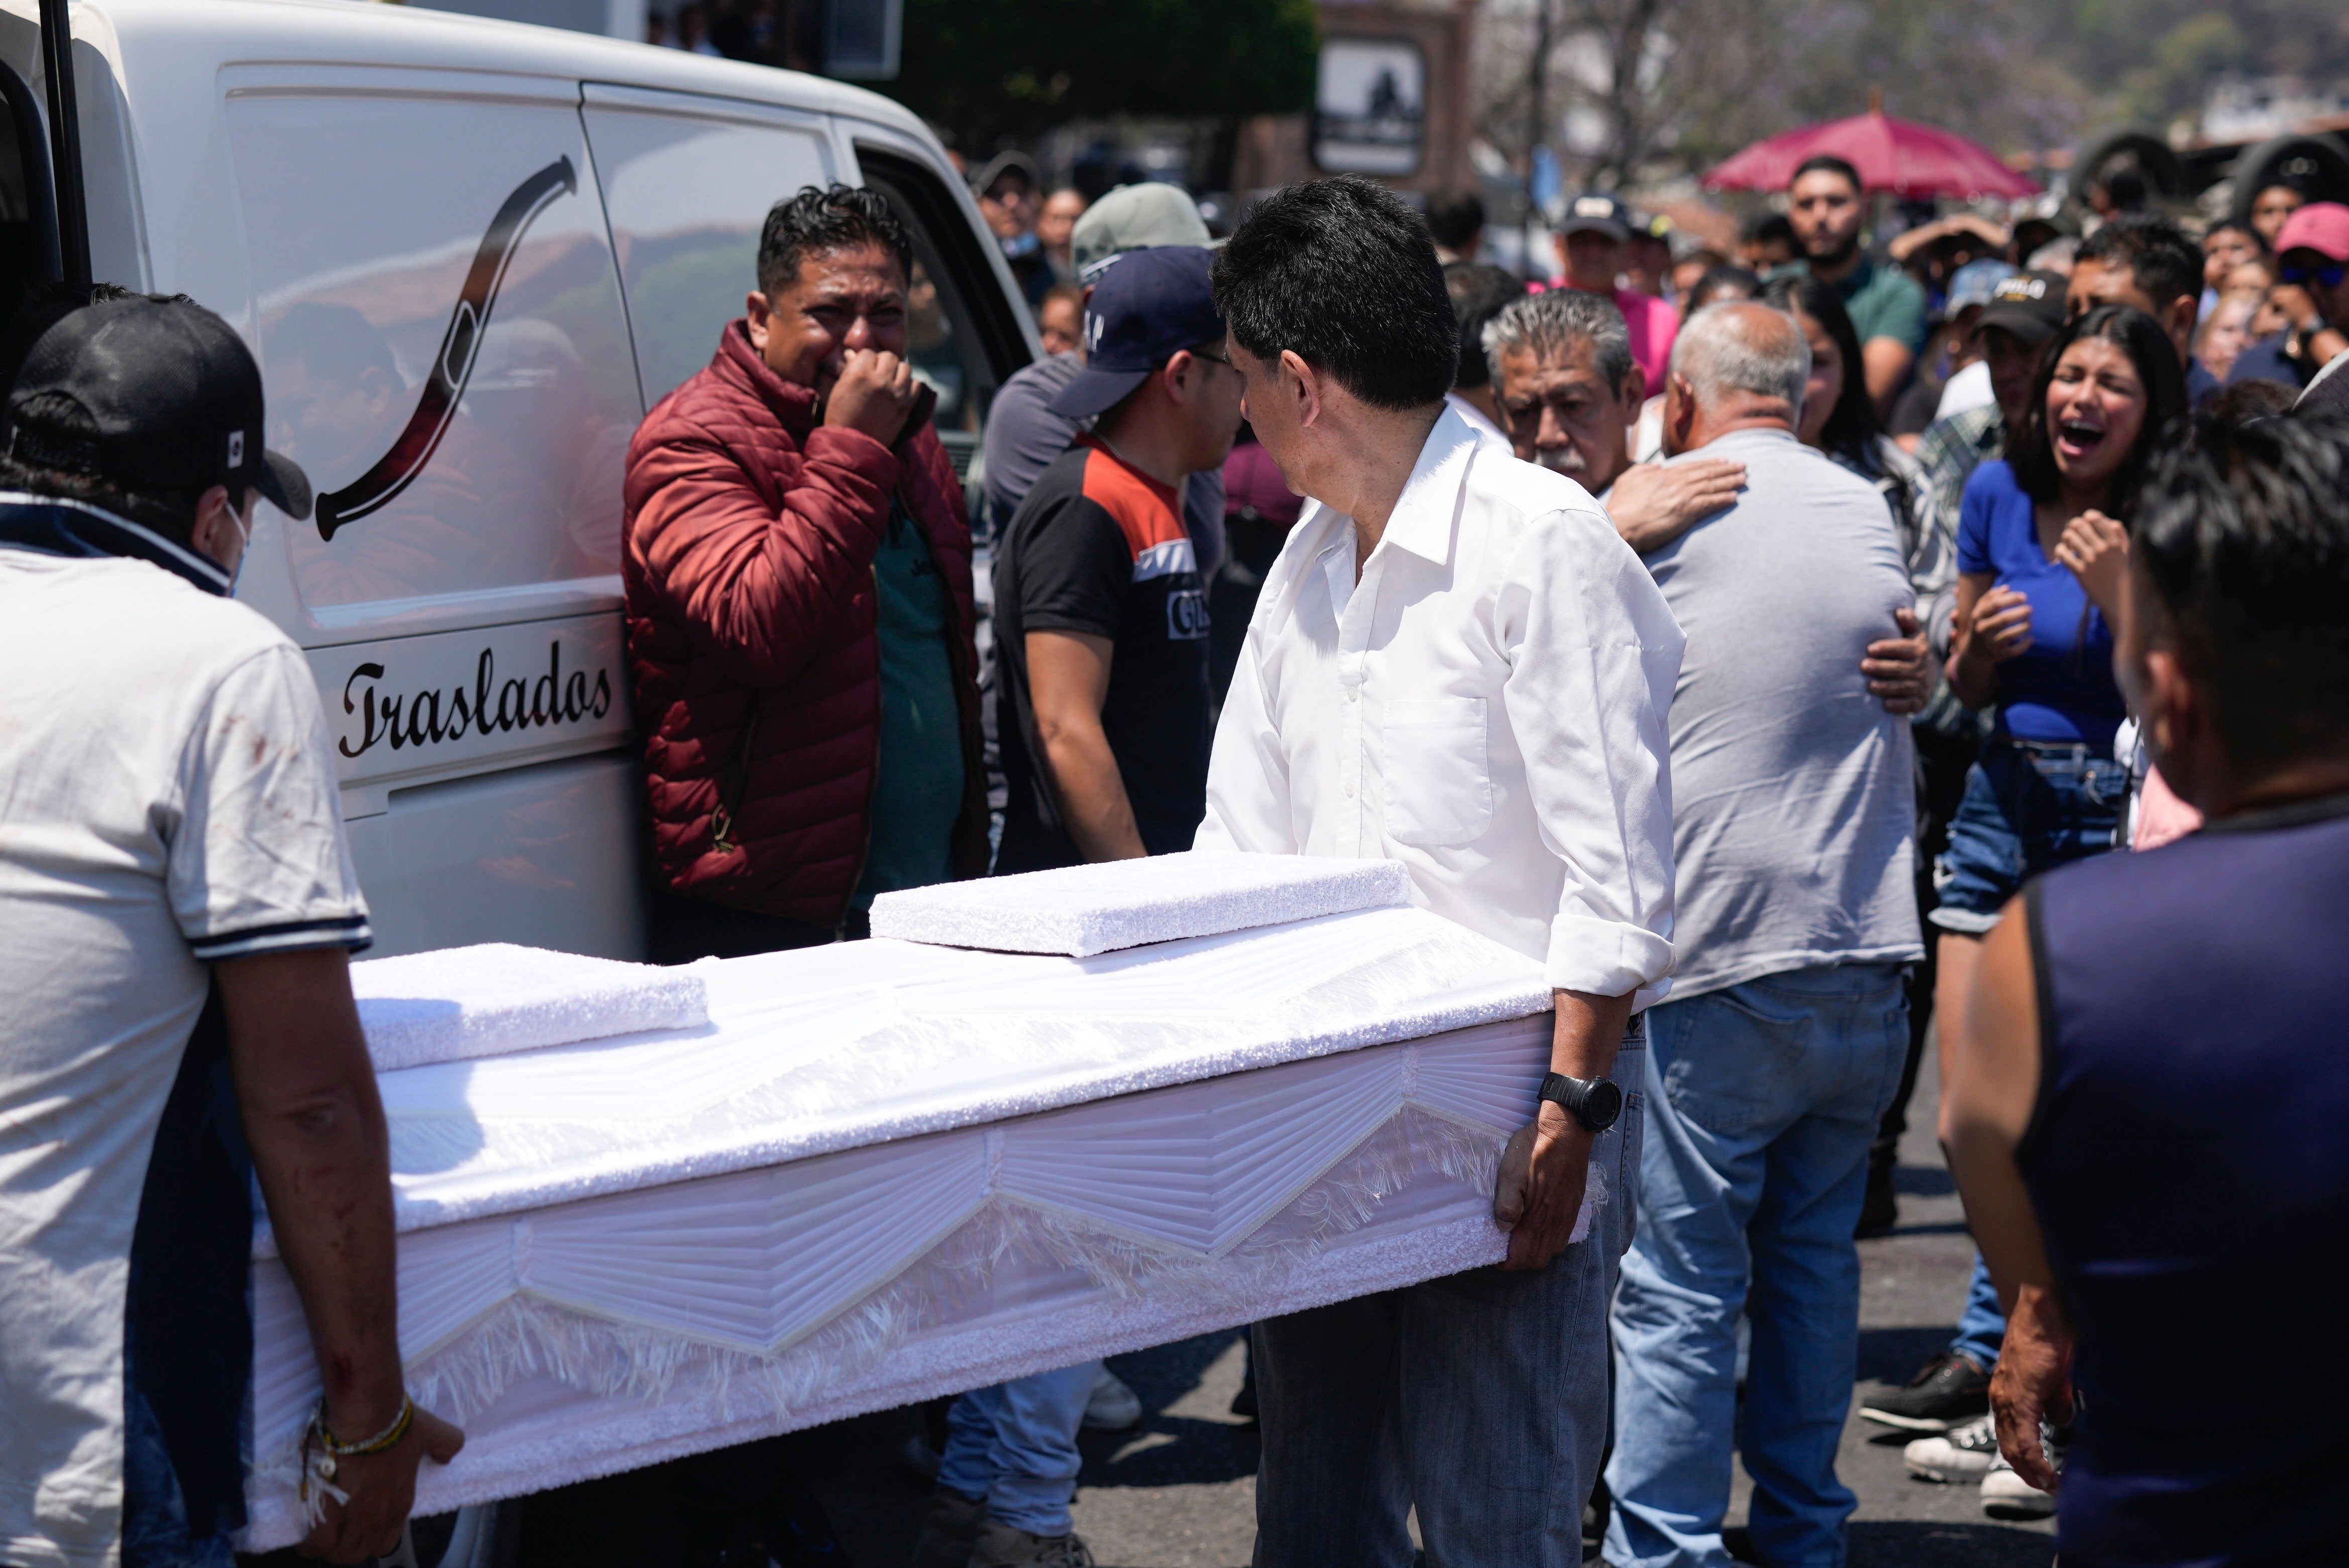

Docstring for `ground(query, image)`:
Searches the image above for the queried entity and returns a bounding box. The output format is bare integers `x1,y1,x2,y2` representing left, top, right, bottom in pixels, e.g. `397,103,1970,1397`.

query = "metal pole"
39,0,90,289
1524,0,1549,279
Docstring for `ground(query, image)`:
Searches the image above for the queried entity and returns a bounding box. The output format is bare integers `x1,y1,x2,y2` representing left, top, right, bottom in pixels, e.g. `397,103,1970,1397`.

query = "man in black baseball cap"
913,241,1240,1568
0,289,459,1568
1046,245,1230,421
7,294,311,553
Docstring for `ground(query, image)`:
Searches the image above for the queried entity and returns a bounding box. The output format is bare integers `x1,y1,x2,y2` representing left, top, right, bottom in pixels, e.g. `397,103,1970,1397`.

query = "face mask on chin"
205,502,252,595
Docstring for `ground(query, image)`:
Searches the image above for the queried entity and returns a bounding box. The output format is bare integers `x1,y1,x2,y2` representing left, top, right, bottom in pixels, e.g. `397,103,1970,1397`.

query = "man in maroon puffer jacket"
625,185,988,962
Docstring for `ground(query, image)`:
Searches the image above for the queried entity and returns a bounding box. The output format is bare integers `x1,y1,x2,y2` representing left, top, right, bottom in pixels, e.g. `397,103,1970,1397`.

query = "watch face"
1584,1080,1624,1129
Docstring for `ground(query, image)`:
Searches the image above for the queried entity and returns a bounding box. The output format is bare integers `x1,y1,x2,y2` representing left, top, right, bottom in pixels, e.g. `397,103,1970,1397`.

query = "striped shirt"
1,498,367,1567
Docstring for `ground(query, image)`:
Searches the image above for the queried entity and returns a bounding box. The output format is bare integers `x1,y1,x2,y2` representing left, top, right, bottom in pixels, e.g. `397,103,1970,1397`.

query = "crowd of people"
3,121,2345,1568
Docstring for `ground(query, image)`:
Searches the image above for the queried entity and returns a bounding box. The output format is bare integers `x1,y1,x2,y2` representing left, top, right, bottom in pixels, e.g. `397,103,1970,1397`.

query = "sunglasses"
2280,260,2348,290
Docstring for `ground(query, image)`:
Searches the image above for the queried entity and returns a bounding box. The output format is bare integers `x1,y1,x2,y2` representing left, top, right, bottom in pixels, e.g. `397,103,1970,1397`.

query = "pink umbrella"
1703,96,2038,201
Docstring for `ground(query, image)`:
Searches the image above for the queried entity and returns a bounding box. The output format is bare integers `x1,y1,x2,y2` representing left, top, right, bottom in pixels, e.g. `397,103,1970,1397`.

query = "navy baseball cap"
1048,246,1226,421
1557,191,1632,240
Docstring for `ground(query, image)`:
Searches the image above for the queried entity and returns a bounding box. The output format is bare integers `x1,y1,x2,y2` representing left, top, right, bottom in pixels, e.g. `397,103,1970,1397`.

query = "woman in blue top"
1937,306,2186,950
1905,307,2187,1484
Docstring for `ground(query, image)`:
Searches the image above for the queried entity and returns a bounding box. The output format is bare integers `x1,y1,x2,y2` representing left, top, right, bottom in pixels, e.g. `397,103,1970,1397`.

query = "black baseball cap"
9,296,312,519
1974,270,2068,348
1047,246,1226,421
1557,192,1632,241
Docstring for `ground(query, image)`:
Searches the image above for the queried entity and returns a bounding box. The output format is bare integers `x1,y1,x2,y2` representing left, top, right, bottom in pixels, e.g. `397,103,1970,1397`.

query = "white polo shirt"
1197,407,1683,1005
0,498,369,1568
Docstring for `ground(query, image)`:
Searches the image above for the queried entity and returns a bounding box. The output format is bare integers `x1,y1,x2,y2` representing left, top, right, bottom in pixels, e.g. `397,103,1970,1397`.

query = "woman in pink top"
1543,190,1681,393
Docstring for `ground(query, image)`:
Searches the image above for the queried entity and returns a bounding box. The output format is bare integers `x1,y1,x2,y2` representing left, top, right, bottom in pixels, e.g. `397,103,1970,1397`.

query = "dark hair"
0,390,225,543
1212,175,1457,411
1762,273,1880,464
0,286,226,542
2135,411,2349,769
1689,264,1762,312
1791,154,1862,194
2097,164,2149,212
2076,212,2202,315
1427,192,1486,252
2009,304,2190,516
757,185,913,299
1444,263,1527,389
2204,216,2267,253
1739,212,1795,250
2196,377,2296,431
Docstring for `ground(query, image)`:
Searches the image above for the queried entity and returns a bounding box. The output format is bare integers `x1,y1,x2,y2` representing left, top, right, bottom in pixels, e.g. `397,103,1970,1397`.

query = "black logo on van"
315,157,578,540
338,641,613,758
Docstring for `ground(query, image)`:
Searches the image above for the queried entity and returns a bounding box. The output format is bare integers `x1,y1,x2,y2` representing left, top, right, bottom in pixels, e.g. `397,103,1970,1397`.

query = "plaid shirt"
1911,403,2004,655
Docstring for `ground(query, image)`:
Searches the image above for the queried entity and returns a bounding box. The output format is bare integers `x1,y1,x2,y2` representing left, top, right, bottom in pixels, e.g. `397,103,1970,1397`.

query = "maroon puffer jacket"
623,321,987,926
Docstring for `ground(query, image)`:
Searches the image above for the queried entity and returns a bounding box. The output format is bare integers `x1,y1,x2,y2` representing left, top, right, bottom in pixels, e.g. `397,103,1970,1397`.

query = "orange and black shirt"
990,436,1210,871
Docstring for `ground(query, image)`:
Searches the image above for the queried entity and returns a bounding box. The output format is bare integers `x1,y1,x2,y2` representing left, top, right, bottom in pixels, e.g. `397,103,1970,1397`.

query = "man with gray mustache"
1488,289,1746,550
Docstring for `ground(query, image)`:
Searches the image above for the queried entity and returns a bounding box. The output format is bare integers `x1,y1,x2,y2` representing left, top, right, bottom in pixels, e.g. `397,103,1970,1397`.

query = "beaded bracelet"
299,1395,414,1500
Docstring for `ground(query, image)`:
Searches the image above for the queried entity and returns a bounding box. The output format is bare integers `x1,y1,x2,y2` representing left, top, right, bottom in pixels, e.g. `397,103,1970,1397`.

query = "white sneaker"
1980,1453,2056,1519
1082,1366,1143,1431
1905,1414,2000,1483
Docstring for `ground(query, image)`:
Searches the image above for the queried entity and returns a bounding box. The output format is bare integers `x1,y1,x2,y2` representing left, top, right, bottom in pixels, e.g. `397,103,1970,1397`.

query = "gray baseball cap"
1071,184,1212,281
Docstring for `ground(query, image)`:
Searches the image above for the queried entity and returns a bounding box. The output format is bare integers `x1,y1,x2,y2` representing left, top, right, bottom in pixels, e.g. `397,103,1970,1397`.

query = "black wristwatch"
1539,1072,1624,1133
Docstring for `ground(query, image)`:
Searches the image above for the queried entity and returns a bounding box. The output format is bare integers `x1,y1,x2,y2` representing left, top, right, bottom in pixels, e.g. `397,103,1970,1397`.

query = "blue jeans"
1929,736,2124,935
1605,965,1909,1568
1929,736,2120,1372
122,1381,235,1568
1250,1031,1646,1568
938,1361,1100,1536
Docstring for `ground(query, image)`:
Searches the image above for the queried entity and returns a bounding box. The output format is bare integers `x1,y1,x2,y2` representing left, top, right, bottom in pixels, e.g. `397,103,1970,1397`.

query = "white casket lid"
868,851,1413,955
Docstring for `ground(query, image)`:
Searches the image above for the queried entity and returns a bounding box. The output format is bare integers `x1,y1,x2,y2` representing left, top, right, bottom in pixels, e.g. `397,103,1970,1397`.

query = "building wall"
1234,0,1477,200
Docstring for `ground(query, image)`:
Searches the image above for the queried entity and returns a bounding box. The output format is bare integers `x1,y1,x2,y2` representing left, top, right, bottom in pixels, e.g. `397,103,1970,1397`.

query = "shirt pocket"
1380,695,1492,847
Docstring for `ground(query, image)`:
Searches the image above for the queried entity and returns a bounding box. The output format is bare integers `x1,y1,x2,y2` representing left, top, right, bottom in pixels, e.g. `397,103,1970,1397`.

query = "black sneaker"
1859,1349,1990,1432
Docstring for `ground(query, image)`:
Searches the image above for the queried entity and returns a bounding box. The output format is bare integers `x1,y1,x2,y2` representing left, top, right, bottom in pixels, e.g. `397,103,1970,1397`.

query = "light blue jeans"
1605,964,1909,1568
1250,1028,1647,1568
938,1360,1101,1536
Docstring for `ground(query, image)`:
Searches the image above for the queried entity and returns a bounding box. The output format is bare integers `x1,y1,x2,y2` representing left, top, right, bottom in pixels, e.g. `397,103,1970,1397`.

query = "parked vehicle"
0,0,1034,963
1,3,1035,1557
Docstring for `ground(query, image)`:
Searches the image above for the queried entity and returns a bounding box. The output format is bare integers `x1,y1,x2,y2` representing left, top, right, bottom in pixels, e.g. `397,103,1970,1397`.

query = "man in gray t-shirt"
1603,305,1922,1568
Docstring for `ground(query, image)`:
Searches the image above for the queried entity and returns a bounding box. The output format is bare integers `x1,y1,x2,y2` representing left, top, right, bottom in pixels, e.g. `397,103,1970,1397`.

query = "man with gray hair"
1602,303,1925,1568
1485,290,1748,550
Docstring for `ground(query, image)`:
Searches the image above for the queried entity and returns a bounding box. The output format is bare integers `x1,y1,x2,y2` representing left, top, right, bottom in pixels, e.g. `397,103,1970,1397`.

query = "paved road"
793,1034,2056,1566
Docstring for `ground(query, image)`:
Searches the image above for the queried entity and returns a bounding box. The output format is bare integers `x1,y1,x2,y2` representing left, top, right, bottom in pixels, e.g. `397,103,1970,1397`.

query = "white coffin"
240,905,1571,1549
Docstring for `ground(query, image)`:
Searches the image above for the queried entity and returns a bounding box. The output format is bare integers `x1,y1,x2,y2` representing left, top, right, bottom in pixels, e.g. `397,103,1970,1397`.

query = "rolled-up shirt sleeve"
1497,504,1683,1004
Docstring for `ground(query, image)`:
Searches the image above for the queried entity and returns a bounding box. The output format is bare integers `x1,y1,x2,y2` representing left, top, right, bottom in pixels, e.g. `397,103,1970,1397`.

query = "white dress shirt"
1197,407,1685,1006
1444,389,1509,445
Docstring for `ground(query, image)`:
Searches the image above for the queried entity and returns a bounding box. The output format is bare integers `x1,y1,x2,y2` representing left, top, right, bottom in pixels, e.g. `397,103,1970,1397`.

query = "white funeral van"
1,0,1035,962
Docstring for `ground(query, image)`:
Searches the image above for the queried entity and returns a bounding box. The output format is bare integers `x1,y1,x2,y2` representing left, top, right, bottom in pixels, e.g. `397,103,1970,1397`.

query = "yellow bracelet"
318,1395,415,1458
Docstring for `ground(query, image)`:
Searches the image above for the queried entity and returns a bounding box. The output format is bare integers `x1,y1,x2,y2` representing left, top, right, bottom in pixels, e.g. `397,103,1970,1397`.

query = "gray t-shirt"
980,352,1225,576
1640,427,1922,1000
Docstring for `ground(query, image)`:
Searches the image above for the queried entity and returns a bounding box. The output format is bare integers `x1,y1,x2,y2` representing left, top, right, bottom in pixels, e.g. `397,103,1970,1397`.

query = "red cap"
2275,201,2349,262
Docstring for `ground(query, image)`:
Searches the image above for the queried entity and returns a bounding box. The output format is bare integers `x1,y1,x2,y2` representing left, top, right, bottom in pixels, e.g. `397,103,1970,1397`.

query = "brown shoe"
968,1518,1095,1568
906,1488,985,1568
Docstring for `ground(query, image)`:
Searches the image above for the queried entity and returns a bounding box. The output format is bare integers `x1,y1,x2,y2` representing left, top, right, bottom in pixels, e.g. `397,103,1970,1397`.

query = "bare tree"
1473,0,2093,193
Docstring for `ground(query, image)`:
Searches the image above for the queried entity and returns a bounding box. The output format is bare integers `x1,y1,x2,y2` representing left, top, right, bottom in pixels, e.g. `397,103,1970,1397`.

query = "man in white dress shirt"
1200,175,1684,1568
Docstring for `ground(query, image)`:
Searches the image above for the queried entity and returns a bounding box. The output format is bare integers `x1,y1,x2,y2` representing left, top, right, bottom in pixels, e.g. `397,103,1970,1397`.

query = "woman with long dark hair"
1898,304,2187,1513
1762,274,1935,585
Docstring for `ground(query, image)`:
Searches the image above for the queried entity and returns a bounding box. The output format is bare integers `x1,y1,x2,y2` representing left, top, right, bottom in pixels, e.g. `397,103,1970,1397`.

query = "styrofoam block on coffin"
869,851,1413,955
351,944,709,1073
